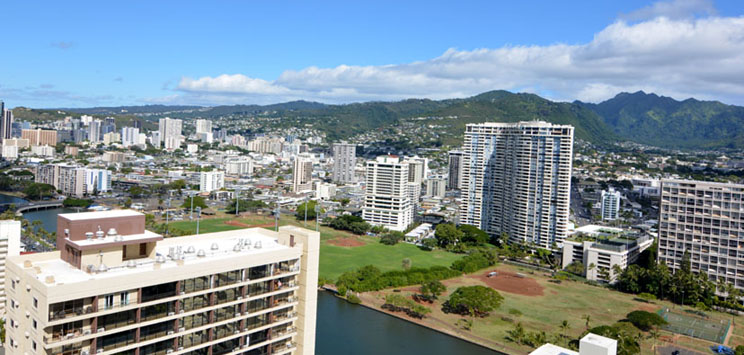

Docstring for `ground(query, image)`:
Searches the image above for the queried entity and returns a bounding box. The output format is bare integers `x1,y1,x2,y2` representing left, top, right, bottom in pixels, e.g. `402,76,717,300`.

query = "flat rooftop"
15,228,292,287
529,344,578,355
58,209,143,221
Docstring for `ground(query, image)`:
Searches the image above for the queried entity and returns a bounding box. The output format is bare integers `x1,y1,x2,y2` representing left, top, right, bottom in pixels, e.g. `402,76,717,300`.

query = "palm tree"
649,328,660,355
581,314,591,330
559,320,570,342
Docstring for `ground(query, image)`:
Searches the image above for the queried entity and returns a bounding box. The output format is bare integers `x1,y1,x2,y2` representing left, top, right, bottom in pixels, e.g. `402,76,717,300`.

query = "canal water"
8,194,499,354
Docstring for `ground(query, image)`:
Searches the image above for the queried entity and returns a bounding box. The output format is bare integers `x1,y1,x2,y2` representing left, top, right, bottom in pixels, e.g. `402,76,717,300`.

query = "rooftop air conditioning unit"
167,330,174,335
83,329,91,335
81,350,90,355
178,327,185,332
168,312,175,316
235,312,241,317
97,327,105,333
166,350,173,354
97,349,103,354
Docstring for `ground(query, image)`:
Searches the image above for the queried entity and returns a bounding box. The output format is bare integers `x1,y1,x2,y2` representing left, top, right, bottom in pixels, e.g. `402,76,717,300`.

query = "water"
316,291,499,355
13,195,499,355
0,193,27,206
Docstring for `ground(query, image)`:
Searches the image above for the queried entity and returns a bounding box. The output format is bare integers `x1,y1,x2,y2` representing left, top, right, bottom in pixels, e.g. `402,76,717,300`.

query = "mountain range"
18,90,744,150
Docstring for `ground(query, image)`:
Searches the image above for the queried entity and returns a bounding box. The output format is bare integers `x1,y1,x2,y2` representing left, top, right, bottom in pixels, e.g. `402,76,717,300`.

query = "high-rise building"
21,129,57,146
425,176,447,198
362,155,413,232
600,188,621,221
1,101,14,142
85,168,112,194
5,210,319,355
405,157,426,210
447,150,464,190
292,157,313,193
459,121,574,248
121,127,140,147
331,143,356,184
225,159,254,176
195,119,212,134
200,171,225,193
89,119,102,143
658,179,744,291
0,220,21,315
159,117,183,151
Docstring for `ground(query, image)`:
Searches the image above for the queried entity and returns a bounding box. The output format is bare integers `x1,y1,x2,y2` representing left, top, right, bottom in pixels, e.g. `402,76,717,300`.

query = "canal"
11,195,499,354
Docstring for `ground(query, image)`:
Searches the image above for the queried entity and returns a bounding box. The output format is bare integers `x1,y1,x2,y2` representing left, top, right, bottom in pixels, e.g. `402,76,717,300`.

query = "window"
11,280,15,290
33,297,38,308
120,292,129,306
140,243,147,256
10,299,15,309
32,319,37,329
10,319,15,328
32,340,37,351
105,294,115,309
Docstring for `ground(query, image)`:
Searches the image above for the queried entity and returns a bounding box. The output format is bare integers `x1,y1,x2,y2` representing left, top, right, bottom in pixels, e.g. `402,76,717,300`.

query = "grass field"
163,213,464,280
360,263,744,354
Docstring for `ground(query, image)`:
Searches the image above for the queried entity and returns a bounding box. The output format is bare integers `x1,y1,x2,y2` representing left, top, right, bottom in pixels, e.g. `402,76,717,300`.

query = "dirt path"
471,270,544,296
327,237,366,247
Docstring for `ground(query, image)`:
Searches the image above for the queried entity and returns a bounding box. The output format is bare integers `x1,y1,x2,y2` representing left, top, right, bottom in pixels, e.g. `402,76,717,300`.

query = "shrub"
346,294,362,304
626,310,667,331
443,286,503,317
508,308,523,317
451,249,498,273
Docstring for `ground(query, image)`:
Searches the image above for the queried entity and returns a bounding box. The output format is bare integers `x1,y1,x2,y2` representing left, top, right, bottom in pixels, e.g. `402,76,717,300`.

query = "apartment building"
225,159,254,177
292,157,313,193
1,101,14,142
121,127,140,148
562,225,653,283
447,150,464,190
331,143,356,184
159,118,183,151
200,171,225,194
459,121,574,248
0,220,21,315
89,120,103,144
102,151,126,163
658,179,744,290
22,129,58,147
5,210,319,355
195,120,212,135
425,177,446,199
600,188,621,221
362,155,413,232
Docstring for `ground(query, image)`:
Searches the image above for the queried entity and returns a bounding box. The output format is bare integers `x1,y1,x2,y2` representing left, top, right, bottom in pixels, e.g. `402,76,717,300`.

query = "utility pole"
275,192,281,232
235,187,240,217
196,207,201,235
190,193,194,220
315,203,320,232
304,196,308,227
165,193,171,237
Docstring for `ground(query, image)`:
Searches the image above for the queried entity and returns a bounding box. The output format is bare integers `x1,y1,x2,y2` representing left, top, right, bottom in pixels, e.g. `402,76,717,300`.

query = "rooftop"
529,344,579,355
15,228,292,287
58,209,142,221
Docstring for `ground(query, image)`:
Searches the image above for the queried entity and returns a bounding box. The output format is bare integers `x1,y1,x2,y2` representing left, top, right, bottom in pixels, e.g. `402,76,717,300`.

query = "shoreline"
320,286,516,354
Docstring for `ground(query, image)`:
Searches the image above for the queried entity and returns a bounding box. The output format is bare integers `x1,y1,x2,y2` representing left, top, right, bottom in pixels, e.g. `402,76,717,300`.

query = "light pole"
235,187,240,217
275,192,281,232
165,195,171,237
304,196,308,227
196,207,201,235
190,193,194,220
315,203,320,232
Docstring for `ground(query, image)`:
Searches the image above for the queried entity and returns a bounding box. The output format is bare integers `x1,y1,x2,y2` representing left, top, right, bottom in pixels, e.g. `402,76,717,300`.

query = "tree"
559,320,571,340
181,195,208,210
435,223,462,249
296,200,321,221
565,262,584,276
124,198,132,208
129,185,146,198
23,183,56,200
443,286,503,317
420,238,437,251
649,328,660,355
458,225,488,246
581,314,591,330
626,310,667,331
419,280,446,301
401,258,412,270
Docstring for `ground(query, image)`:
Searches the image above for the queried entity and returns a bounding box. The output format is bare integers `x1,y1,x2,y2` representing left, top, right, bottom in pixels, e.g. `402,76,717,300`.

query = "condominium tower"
0,220,21,315
200,171,225,193
159,118,183,151
331,143,355,184
459,121,574,248
447,150,464,190
5,210,319,355
658,179,744,290
1,100,14,142
600,188,621,221
362,155,413,232
292,157,313,193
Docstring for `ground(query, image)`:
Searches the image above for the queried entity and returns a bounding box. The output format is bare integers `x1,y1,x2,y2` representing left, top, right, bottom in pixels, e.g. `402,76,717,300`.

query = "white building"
199,171,225,193
159,117,183,151
1,145,18,160
314,181,336,200
31,144,55,157
85,168,112,194
531,333,617,355
600,188,621,221
186,143,199,154
293,157,313,193
0,220,21,315
225,159,254,176
362,155,413,232
103,132,120,145
121,127,140,147
562,225,653,283
88,119,102,143
195,119,212,134
425,176,447,198
459,121,574,249
332,143,356,184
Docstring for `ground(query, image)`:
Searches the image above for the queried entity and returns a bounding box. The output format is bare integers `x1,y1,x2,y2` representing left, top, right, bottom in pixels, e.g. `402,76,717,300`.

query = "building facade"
121,127,140,148
292,157,313,193
0,220,21,315
5,210,319,355
89,120,102,144
658,179,744,290
196,120,212,135
1,101,14,142
331,143,355,184
459,121,574,248
362,155,413,232
200,171,225,193
425,177,447,199
159,118,183,151
22,129,58,147
447,150,463,190
600,188,621,221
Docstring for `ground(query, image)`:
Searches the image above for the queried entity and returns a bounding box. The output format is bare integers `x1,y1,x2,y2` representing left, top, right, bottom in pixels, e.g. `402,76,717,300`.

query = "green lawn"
161,214,464,281
319,237,463,280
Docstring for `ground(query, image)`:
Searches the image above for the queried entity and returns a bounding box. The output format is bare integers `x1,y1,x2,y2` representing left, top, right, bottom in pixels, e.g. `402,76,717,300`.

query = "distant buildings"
600,188,621,221
331,142,356,184
159,117,183,150
459,121,574,248
225,158,253,176
89,119,102,143
102,151,126,163
658,179,744,291
0,100,13,143
199,170,225,193
362,155,413,232
121,127,140,147
21,129,57,147
36,164,112,197
447,150,464,190
196,119,214,143
292,156,313,193
85,168,112,194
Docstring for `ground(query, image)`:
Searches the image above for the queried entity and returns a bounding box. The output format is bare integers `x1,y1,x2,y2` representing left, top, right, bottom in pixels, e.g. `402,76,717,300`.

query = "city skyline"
1,0,743,108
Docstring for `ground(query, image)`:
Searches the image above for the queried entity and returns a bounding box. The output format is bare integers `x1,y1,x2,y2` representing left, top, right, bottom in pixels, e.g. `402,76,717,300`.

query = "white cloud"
168,11,744,106
620,0,716,21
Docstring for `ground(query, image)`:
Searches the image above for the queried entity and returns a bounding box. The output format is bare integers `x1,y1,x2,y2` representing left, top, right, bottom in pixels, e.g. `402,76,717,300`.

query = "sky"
1,0,743,108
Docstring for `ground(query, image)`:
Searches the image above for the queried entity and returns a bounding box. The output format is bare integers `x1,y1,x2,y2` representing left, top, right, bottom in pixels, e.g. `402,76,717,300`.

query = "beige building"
292,157,313,193
4,138,30,148
658,179,744,290
22,129,58,147
102,151,126,163
0,220,21,315
5,210,319,355
65,146,79,156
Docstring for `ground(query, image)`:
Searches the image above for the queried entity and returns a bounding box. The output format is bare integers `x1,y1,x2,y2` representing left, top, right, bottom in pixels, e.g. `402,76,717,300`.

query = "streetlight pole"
235,187,240,217
196,207,201,235
304,196,308,227
275,192,281,232
190,193,194,220
315,203,320,232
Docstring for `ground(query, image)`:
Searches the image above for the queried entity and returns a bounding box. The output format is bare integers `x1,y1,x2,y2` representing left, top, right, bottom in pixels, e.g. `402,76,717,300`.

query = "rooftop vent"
197,249,206,257
85,232,94,241
156,255,167,264
97,264,108,273
126,260,137,268
186,246,196,254
210,243,219,251
107,228,118,237
254,241,262,249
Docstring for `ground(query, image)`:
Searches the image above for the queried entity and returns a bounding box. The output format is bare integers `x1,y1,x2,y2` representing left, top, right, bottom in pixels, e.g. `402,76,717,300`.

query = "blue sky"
1,0,743,108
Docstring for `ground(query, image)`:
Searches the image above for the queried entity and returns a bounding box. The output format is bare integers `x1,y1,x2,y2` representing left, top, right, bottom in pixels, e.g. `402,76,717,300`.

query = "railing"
49,305,94,321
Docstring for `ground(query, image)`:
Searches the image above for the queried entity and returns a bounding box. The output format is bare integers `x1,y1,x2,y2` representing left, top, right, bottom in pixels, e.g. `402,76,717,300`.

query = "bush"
329,215,372,235
508,308,523,317
626,310,667,331
383,294,431,319
637,292,657,303
380,231,404,245
443,286,503,317
336,265,461,293
451,249,498,273
63,198,93,208
346,294,362,304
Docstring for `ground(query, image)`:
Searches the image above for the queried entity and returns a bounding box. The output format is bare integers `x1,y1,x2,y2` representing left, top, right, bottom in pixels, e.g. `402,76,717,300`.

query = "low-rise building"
531,333,617,355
